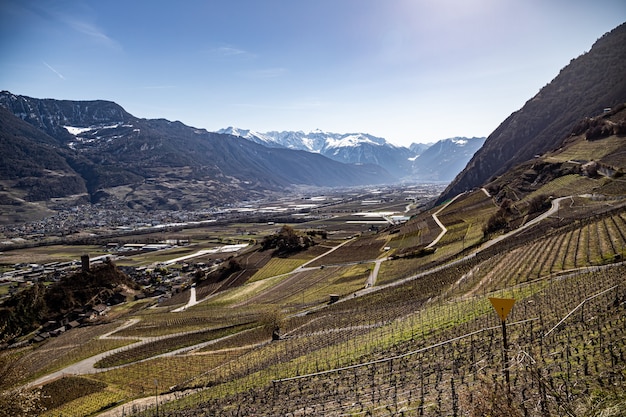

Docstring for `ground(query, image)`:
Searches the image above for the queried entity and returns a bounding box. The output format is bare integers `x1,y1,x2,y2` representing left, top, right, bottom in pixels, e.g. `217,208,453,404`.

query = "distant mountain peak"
324,133,386,149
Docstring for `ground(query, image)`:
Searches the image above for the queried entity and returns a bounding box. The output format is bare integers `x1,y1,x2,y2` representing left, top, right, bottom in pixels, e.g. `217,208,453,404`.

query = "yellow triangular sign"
489,297,515,321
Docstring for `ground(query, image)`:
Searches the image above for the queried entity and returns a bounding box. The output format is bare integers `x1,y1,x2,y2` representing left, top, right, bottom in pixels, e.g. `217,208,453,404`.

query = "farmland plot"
234,265,369,309
307,235,387,267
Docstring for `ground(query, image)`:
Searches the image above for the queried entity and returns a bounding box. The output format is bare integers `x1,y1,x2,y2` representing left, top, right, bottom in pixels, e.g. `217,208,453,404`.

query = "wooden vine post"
489,297,515,389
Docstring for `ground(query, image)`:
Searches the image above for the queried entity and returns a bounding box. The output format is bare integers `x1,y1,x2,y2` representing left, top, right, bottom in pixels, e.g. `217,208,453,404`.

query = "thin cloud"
218,47,249,56
43,61,65,79
66,19,121,50
208,46,256,59
240,67,288,79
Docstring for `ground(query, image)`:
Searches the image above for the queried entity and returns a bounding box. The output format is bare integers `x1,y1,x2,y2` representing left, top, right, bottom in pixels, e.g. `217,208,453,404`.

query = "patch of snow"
63,126,93,135
325,134,380,149
300,137,320,152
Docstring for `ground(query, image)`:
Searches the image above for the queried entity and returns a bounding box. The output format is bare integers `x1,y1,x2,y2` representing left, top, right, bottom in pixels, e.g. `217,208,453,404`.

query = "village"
1,241,249,348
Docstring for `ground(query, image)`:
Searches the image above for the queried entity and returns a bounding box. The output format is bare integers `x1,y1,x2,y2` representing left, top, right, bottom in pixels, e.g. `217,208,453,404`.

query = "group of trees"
484,193,552,237
261,225,316,257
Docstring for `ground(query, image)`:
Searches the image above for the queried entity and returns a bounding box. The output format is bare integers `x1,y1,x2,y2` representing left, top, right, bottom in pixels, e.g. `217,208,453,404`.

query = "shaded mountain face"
0,92,395,213
0,106,88,203
0,93,133,145
437,22,626,203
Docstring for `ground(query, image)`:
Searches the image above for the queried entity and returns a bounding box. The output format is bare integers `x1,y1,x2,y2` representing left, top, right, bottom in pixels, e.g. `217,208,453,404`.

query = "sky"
1,1,625,146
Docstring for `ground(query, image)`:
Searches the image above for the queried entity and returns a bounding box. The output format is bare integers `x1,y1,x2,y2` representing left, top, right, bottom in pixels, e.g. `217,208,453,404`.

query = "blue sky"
1,1,624,146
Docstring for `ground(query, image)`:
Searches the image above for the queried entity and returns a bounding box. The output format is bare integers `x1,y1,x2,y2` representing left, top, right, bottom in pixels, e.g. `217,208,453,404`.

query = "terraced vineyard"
520,174,599,203
16,321,139,381
385,216,440,251
307,235,388,267
228,264,370,309
467,210,626,292
135,265,625,416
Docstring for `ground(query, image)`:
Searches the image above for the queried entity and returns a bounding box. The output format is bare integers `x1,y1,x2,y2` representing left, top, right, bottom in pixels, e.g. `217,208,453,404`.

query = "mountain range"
0,90,486,220
218,127,484,180
0,93,400,217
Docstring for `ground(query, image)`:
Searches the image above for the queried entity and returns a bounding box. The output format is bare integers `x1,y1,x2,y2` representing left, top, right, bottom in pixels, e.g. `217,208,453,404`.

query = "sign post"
489,297,515,388
155,378,159,416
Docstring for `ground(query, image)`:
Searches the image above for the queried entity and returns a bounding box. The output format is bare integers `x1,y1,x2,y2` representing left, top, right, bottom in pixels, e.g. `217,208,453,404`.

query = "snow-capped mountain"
218,128,416,178
218,128,486,181
217,127,277,147
219,127,390,153
409,142,433,156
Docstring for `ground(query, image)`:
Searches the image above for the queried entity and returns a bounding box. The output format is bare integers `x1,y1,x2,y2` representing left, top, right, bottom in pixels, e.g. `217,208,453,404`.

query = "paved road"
366,258,384,288
27,319,141,387
172,286,198,312
27,316,248,388
427,192,465,249
478,195,570,252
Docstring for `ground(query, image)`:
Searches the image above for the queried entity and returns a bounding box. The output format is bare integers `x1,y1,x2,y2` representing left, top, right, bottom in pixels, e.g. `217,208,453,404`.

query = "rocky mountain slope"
486,104,626,204
438,22,626,203
0,106,87,202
